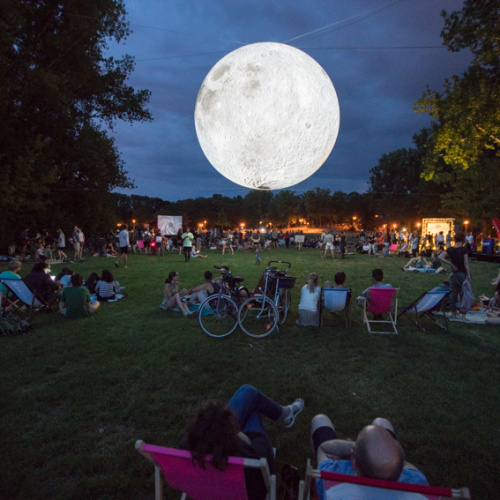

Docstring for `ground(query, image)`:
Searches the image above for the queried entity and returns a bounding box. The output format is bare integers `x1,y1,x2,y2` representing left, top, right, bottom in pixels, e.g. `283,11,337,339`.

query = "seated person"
358,269,392,307
159,271,191,316
95,269,117,302
311,414,429,500
24,261,61,304
296,273,321,326
34,244,48,263
324,271,346,289
186,270,219,304
183,384,304,500
485,282,500,318
0,260,22,308
59,274,100,319
190,248,208,259
55,267,74,288
357,268,392,309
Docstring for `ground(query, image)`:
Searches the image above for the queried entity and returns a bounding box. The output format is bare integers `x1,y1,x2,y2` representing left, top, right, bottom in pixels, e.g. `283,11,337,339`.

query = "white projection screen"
157,216,182,236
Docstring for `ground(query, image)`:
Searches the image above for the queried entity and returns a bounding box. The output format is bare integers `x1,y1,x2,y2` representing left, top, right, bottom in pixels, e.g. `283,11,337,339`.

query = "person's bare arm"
438,250,456,271
317,439,354,464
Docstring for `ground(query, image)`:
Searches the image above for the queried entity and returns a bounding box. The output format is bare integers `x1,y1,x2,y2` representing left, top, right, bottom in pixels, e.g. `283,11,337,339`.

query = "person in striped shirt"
95,269,117,302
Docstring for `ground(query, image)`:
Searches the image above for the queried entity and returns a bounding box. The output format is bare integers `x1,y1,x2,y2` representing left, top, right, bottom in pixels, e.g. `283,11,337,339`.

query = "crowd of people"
3,226,496,499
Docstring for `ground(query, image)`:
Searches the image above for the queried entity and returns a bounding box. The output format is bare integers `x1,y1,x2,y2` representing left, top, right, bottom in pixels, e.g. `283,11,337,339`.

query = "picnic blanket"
439,310,488,324
107,293,126,302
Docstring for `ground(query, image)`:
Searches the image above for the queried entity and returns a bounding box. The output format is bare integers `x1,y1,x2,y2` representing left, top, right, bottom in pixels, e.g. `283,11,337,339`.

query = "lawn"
0,247,499,499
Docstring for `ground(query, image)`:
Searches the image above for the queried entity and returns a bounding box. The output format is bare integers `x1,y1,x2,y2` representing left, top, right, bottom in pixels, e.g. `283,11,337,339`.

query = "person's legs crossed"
227,384,282,434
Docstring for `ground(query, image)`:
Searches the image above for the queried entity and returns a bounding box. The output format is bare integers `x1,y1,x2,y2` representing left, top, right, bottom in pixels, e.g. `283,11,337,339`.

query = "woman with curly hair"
184,384,304,500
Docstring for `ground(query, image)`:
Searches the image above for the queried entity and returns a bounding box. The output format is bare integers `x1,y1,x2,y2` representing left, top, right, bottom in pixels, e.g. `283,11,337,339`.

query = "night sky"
108,0,471,201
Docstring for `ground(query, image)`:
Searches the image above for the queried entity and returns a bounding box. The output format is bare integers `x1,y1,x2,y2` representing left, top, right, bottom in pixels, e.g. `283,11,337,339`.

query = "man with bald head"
311,414,428,499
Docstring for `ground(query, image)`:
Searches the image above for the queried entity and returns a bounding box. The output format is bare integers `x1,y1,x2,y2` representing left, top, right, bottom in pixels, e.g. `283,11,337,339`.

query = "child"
254,243,262,265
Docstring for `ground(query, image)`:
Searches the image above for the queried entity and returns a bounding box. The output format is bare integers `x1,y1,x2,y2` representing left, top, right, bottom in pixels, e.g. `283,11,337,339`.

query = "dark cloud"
110,0,471,201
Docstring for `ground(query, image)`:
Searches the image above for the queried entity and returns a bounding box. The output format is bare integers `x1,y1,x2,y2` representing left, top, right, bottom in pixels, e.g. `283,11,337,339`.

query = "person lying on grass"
182,384,304,500
310,414,429,500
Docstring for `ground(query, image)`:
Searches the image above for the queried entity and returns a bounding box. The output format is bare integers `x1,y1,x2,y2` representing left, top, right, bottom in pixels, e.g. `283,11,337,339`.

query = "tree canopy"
0,0,151,248
414,0,500,178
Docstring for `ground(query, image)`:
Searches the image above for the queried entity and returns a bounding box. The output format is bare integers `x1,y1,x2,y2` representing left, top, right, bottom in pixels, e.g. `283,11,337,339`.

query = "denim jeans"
227,384,283,471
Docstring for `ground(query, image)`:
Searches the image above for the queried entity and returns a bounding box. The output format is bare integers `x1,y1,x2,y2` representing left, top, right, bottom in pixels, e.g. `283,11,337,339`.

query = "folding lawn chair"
0,278,54,321
399,290,450,332
299,460,470,500
398,244,408,257
135,440,277,500
388,243,399,256
362,287,399,334
321,288,351,328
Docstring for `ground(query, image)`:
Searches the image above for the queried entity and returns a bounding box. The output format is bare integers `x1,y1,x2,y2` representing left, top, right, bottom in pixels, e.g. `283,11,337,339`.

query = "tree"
0,0,151,248
302,188,331,227
241,190,273,227
414,0,500,179
267,190,300,227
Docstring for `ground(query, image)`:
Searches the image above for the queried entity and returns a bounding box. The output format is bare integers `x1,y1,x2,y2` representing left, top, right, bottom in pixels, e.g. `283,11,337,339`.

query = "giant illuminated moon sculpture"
194,42,340,190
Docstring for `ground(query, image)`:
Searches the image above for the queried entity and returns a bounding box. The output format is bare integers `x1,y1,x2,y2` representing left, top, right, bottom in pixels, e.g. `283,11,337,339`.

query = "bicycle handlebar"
267,260,291,269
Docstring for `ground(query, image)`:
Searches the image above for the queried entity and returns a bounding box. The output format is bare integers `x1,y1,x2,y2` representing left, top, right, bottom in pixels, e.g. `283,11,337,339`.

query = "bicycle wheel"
198,294,239,338
238,295,278,338
277,289,291,324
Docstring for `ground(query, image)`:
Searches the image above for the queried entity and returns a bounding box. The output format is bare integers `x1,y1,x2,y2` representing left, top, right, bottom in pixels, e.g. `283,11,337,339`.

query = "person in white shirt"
296,273,321,326
115,225,130,268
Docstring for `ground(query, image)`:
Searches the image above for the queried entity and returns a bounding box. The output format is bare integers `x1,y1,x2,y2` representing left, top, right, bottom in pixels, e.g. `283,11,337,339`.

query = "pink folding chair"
362,287,399,334
299,461,470,500
135,440,276,500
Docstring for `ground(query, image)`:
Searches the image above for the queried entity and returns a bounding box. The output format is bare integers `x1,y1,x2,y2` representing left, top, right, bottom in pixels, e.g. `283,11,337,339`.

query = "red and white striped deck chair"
135,440,276,500
299,461,470,500
363,287,399,334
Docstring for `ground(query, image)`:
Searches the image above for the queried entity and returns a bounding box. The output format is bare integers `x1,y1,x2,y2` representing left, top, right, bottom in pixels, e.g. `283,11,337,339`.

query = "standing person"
284,231,291,248
435,231,445,251
339,231,347,259
323,231,334,259
439,232,471,320
72,226,82,260
59,274,100,319
251,230,261,248
115,225,130,268
446,231,452,249
56,228,69,262
20,227,30,256
295,230,304,250
410,231,420,257
143,228,152,254
182,228,194,262
254,242,262,265
271,228,279,249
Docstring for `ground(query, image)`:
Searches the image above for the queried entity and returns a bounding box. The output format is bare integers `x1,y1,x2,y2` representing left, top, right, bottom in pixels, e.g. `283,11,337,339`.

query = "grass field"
1,247,499,499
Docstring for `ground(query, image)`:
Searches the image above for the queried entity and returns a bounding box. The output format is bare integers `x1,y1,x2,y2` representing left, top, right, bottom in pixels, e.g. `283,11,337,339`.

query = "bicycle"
198,266,249,338
238,261,296,338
